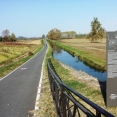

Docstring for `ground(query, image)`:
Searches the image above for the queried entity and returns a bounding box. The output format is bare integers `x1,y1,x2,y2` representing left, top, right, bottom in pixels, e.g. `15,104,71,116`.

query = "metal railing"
47,60,115,117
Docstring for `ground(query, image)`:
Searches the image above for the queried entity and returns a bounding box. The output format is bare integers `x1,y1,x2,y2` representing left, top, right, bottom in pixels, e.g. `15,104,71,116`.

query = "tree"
2,29,9,37
10,33,16,41
1,30,17,42
2,29,10,42
42,34,45,39
47,28,61,41
87,17,104,42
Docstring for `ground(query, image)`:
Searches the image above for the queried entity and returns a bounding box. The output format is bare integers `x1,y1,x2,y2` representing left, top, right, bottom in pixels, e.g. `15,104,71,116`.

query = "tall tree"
87,17,104,42
47,28,61,41
2,29,10,42
10,33,16,41
42,34,45,39
2,30,17,42
2,29,9,37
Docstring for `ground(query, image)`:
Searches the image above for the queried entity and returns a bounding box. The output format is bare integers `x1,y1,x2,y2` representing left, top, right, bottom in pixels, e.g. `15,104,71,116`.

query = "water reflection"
53,46,62,54
52,46,106,82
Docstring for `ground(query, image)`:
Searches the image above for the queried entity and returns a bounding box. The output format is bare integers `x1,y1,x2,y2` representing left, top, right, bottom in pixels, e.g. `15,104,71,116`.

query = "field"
0,40,41,65
17,39,41,44
60,38,106,62
58,38,106,70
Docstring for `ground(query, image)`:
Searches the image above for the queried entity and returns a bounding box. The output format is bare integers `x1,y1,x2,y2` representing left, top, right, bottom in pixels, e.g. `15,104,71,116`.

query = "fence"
47,60,115,117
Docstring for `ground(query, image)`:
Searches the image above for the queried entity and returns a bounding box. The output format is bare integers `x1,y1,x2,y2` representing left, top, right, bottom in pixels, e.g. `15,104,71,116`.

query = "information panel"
107,31,117,106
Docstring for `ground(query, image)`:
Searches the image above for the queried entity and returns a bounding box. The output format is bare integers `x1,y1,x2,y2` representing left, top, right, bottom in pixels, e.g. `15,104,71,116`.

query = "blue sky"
0,0,117,37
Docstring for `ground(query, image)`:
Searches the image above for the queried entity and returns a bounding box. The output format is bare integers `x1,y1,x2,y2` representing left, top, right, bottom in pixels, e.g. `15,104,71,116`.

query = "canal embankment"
48,39,106,71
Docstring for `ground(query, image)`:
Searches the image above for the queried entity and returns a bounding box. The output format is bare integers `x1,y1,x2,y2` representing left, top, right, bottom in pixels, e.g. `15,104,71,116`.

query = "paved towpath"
0,45,47,117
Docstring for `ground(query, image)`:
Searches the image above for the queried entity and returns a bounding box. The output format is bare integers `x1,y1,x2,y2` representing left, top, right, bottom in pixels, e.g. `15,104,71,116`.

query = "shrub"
28,51,33,56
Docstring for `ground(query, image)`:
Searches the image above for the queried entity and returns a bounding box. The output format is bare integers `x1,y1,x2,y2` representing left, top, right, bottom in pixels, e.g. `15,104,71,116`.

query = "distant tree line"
47,17,105,43
17,36,40,40
47,29,87,40
76,34,87,38
61,31,77,39
0,29,16,42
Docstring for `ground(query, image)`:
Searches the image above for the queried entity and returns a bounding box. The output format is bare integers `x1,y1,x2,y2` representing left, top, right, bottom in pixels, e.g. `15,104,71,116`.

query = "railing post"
61,84,66,117
96,110,101,117
54,84,60,116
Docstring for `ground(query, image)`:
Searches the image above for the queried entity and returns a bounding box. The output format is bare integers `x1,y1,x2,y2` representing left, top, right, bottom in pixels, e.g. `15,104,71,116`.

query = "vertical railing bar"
65,98,73,117
55,85,60,115
73,104,77,117
59,92,63,116
61,85,66,117
96,110,101,117
76,107,81,117
64,92,94,117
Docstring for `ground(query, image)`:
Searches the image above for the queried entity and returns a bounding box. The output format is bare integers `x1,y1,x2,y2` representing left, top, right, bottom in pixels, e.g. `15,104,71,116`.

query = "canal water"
53,47,106,82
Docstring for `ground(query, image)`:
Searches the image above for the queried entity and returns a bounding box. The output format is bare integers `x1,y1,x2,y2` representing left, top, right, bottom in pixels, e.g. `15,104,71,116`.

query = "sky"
0,0,117,37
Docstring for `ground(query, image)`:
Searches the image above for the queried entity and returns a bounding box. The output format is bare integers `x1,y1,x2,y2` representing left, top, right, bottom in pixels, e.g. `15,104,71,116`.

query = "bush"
28,51,33,56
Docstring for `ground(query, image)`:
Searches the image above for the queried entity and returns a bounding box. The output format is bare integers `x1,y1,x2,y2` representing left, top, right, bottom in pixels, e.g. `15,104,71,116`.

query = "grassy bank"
36,42,116,116
0,44,43,78
33,44,56,117
48,39,106,71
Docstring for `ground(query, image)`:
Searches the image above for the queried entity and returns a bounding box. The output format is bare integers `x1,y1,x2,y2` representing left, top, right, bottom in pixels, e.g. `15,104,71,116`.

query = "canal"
53,47,106,82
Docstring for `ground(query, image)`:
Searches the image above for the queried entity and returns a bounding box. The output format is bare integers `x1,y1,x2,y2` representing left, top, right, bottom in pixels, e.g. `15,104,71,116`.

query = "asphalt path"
0,45,47,117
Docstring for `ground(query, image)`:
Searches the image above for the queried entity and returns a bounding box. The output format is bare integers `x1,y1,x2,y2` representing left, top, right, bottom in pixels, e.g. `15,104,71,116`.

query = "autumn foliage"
1,29,16,42
87,17,105,42
47,28,61,41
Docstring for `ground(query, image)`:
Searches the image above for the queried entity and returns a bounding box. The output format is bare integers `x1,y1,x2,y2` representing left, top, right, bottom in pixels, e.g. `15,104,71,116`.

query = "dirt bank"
59,61,106,91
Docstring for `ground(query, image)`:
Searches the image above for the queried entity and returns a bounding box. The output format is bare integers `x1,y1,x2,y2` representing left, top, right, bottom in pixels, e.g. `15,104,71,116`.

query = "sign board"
106,31,117,106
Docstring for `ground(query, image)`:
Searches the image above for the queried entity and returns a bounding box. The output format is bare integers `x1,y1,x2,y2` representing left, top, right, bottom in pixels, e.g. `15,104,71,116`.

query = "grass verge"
32,44,57,117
